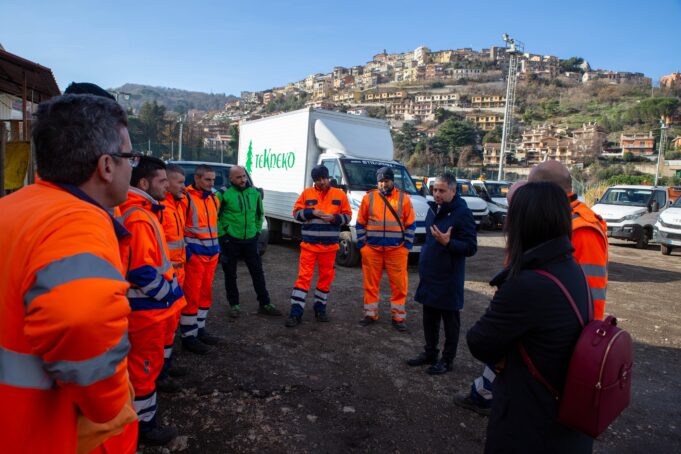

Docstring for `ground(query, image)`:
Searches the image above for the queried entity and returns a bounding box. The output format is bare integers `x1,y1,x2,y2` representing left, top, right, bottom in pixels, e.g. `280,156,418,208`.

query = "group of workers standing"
0,85,609,453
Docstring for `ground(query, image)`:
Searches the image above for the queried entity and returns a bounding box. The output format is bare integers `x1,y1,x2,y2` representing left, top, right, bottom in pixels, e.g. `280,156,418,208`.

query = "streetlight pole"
497,33,524,181
654,118,668,186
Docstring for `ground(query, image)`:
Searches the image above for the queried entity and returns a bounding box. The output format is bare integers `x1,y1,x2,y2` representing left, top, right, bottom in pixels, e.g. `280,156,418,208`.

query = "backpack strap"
517,268,593,400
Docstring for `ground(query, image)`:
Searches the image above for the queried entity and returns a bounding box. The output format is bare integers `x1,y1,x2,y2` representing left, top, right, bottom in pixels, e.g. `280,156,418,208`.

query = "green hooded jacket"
216,185,264,240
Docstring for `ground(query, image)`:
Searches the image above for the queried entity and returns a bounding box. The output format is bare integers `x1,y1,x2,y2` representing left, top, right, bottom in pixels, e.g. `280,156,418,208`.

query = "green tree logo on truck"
245,140,253,173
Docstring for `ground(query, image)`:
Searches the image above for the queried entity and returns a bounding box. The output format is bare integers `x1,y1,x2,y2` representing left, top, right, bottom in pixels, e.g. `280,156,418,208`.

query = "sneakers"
258,304,283,316
426,359,452,375
315,311,330,322
229,305,241,318
139,424,178,446
156,376,181,393
406,351,439,367
454,393,492,416
285,315,301,327
391,319,408,332
182,337,209,355
359,316,377,327
198,329,220,345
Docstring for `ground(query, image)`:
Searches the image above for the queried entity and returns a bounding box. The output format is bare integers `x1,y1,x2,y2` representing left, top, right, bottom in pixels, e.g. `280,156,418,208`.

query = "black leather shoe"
259,304,283,316
198,329,220,345
315,312,330,322
156,376,181,393
140,424,178,446
406,351,438,367
182,337,209,355
359,316,377,326
426,360,453,375
285,316,301,327
168,365,189,378
391,319,408,332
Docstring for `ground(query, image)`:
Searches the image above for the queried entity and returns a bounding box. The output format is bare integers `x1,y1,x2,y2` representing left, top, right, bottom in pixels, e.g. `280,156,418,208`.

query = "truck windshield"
457,182,479,197
484,182,510,198
599,188,653,207
340,159,418,195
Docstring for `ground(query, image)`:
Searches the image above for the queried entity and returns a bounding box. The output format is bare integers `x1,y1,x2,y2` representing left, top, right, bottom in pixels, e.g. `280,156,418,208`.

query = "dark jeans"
220,235,270,307
422,305,460,362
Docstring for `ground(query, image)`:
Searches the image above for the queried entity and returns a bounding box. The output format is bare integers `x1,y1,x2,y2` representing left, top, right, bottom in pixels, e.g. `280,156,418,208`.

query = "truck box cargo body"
238,107,429,266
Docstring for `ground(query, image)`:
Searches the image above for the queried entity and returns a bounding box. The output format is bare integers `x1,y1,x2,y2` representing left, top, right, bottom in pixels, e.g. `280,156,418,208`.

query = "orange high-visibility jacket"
184,185,220,257
161,192,187,266
0,181,132,452
356,188,416,250
118,188,183,329
293,186,352,252
569,193,609,320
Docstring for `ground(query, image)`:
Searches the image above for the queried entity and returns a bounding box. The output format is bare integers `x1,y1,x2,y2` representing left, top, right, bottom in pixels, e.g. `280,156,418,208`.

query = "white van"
427,177,489,229
654,195,681,255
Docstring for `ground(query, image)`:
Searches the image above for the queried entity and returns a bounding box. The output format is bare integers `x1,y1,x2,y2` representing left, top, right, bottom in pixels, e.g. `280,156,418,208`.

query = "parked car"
427,177,490,229
167,160,268,255
471,180,510,229
654,190,681,255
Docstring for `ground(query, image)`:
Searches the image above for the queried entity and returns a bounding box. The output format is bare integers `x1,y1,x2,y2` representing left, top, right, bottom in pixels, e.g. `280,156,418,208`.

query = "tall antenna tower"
497,33,524,180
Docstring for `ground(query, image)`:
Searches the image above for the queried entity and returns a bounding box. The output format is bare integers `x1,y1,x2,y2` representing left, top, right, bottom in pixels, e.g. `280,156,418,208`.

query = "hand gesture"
313,210,335,223
430,225,452,246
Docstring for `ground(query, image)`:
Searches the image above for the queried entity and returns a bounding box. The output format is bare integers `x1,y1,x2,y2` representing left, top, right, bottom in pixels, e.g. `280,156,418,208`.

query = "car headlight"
622,212,643,221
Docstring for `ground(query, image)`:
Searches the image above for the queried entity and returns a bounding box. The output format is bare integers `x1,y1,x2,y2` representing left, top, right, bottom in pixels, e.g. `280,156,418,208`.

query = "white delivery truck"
238,107,429,267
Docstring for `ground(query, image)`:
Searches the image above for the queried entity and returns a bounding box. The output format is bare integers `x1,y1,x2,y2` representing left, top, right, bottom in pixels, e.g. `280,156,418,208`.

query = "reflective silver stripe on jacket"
580,264,607,278
185,237,220,247
24,253,126,309
302,230,341,238
0,347,54,389
167,239,185,250
118,207,172,271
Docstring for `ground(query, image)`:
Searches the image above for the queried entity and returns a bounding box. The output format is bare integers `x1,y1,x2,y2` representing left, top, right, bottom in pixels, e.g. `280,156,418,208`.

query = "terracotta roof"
0,48,60,103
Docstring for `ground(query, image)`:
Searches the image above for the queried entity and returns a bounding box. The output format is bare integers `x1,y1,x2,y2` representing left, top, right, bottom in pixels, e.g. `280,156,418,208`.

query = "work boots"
198,328,220,345
427,359,453,375
139,424,178,446
406,350,439,367
182,337,209,355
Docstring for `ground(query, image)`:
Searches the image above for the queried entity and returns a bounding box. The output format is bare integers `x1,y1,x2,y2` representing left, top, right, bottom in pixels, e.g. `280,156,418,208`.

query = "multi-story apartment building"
465,113,504,130
620,132,656,157
449,68,483,79
262,92,275,105
414,92,459,105
425,63,445,80
660,72,681,89
471,95,506,108
431,50,453,64
414,46,431,65
364,89,408,103
571,122,606,160
240,91,262,104
582,71,652,86
482,142,501,166
333,91,363,103
513,123,604,165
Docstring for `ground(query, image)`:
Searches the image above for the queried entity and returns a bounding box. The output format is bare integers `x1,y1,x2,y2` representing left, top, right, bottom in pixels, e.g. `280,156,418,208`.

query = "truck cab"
592,185,670,248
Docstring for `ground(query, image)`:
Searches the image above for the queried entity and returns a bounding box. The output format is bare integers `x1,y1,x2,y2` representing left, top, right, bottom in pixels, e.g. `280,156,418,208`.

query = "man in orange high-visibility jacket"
285,165,352,327
157,164,190,391
119,157,183,446
457,161,609,415
356,167,416,332
180,164,221,355
0,94,138,453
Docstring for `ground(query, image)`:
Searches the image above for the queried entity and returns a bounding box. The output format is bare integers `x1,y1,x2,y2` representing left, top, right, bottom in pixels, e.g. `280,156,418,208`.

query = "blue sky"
3,0,680,95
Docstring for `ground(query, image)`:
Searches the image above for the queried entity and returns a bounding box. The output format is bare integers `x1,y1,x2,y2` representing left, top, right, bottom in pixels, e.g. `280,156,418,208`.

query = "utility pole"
654,118,668,186
178,115,185,161
497,33,524,181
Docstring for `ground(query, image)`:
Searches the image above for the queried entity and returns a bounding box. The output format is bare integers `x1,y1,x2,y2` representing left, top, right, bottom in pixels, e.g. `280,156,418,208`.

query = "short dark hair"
32,94,128,185
436,173,457,190
505,182,572,278
131,156,166,187
195,164,214,177
166,164,185,176
64,82,116,101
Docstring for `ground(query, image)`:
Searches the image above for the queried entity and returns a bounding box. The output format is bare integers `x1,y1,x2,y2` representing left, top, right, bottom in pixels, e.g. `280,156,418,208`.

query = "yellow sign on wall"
4,142,30,190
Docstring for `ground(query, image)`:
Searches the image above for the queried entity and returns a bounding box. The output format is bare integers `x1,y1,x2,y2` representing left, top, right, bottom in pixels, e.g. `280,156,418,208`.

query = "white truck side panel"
238,109,312,221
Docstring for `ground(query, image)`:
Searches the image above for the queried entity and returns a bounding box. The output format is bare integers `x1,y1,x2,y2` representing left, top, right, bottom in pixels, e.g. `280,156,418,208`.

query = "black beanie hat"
376,166,395,181
311,165,329,181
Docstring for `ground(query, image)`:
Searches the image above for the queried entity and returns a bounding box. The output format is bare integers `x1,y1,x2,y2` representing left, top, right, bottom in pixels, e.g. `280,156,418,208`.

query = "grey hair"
32,94,128,185
436,172,457,190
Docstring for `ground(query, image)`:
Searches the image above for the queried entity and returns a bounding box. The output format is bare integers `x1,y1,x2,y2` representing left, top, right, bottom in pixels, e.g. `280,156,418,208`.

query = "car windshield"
672,196,681,208
484,182,510,198
598,188,653,207
457,182,479,197
339,159,419,195
167,162,251,190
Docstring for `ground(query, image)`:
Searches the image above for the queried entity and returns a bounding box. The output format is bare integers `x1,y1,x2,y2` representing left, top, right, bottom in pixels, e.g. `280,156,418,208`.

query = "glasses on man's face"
109,152,143,168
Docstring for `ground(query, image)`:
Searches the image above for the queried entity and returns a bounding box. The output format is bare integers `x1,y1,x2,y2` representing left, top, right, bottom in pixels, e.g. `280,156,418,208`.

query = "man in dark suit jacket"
406,173,477,374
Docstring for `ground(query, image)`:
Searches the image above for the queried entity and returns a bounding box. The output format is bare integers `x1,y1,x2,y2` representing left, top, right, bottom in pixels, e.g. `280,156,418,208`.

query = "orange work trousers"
290,247,336,317
128,318,165,424
182,254,218,335
361,245,409,321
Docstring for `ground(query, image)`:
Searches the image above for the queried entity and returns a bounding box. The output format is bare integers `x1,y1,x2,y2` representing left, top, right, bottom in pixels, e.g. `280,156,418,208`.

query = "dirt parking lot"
144,232,681,453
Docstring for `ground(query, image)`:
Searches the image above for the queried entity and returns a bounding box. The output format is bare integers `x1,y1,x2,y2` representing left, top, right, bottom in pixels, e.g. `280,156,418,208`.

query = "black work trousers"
422,305,461,362
220,235,270,307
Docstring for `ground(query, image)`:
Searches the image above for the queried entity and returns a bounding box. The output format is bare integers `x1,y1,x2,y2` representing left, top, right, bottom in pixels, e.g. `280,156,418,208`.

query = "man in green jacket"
217,166,281,317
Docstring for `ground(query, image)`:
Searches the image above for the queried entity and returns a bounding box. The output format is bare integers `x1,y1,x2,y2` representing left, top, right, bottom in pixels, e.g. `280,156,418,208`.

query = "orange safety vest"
570,193,609,320
184,185,220,257
161,192,187,267
0,181,132,451
357,188,416,249
293,186,352,251
118,188,183,327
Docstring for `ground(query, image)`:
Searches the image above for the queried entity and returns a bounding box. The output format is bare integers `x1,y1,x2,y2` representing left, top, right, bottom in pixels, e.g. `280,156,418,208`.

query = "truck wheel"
336,232,360,267
635,228,650,249
661,244,672,255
